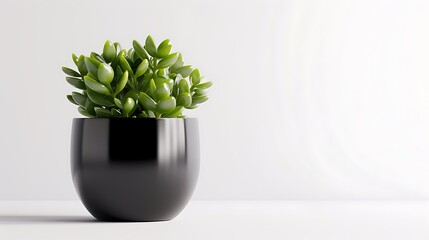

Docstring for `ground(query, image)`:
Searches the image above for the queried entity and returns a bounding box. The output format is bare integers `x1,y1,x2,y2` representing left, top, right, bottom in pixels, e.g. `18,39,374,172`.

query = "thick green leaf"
78,107,93,117
156,68,167,78
111,108,122,117
90,52,105,63
84,57,100,78
98,63,114,84
157,97,176,113
94,107,113,118
155,78,174,90
133,40,149,60
71,92,87,107
85,98,96,116
177,92,192,107
66,77,86,90
179,79,190,93
114,98,123,109
124,89,139,101
157,39,172,58
190,68,201,85
137,111,149,118
111,49,126,69
147,110,156,118
138,92,157,111
173,65,193,78
156,83,170,100
149,79,157,98
163,106,184,118
102,40,116,63
145,35,158,57
115,70,128,95
135,59,149,78
194,81,213,89
119,56,134,79
67,95,78,105
170,53,183,71
76,55,88,76
62,67,80,77
84,75,110,95
114,42,122,52
124,98,136,116
157,53,179,69
86,89,115,107
72,53,78,65
193,88,207,95
192,95,209,104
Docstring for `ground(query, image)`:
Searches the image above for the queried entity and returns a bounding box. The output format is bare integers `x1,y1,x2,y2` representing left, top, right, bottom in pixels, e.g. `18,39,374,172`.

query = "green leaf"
194,81,213,89
72,54,78,65
62,67,81,77
86,89,115,107
137,111,149,118
147,110,156,118
90,52,105,63
190,68,201,85
66,77,86,90
124,98,136,117
85,98,96,116
177,92,192,107
138,92,157,111
170,53,184,71
157,39,172,58
192,95,209,104
94,107,113,118
194,88,207,95
119,56,134,79
133,40,149,60
71,92,87,107
76,55,88,76
98,63,114,84
163,106,184,118
157,83,171,100
145,35,158,57
155,78,174,90
157,96,176,113
135,59,149,78
149,79,157,98
102,40,116,63
156,68,167,78
67,95,78,105
115,70,128,95
111,108,122,117
124,89,139,101
127,48,135,59
84,75,110,95
114,98,123,109
111,49,126,69
179,79,190,93
156,52,179,69
78,107,93,117
173,65,193,78
114,42,122,52
84,57,100,78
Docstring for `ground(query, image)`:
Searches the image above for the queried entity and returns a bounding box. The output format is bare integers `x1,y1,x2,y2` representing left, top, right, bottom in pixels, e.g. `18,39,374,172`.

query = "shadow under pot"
70,118,200,222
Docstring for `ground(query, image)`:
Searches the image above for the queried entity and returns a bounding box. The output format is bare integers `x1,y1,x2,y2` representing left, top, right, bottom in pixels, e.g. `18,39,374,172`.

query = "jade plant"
62,36,212,118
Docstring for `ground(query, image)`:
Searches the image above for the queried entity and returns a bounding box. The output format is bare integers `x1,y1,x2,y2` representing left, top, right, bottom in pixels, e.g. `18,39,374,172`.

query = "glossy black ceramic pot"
71,118,200,222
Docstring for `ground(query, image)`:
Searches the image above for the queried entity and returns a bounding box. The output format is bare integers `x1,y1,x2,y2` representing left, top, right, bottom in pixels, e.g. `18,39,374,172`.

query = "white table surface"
0,201,428,240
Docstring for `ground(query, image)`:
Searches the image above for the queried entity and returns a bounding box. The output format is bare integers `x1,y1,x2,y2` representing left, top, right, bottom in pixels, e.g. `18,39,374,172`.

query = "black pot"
70,118,200,222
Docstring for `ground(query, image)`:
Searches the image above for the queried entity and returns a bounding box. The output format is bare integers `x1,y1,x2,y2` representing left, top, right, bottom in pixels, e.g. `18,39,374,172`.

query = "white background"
0,0,428,200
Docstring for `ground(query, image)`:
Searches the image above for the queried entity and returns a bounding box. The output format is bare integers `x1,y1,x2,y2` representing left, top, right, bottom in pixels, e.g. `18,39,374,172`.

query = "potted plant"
62,36,212,221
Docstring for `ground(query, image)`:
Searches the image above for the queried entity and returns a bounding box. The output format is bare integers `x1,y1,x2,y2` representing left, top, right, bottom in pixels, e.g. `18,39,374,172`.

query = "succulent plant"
62,36,212,118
